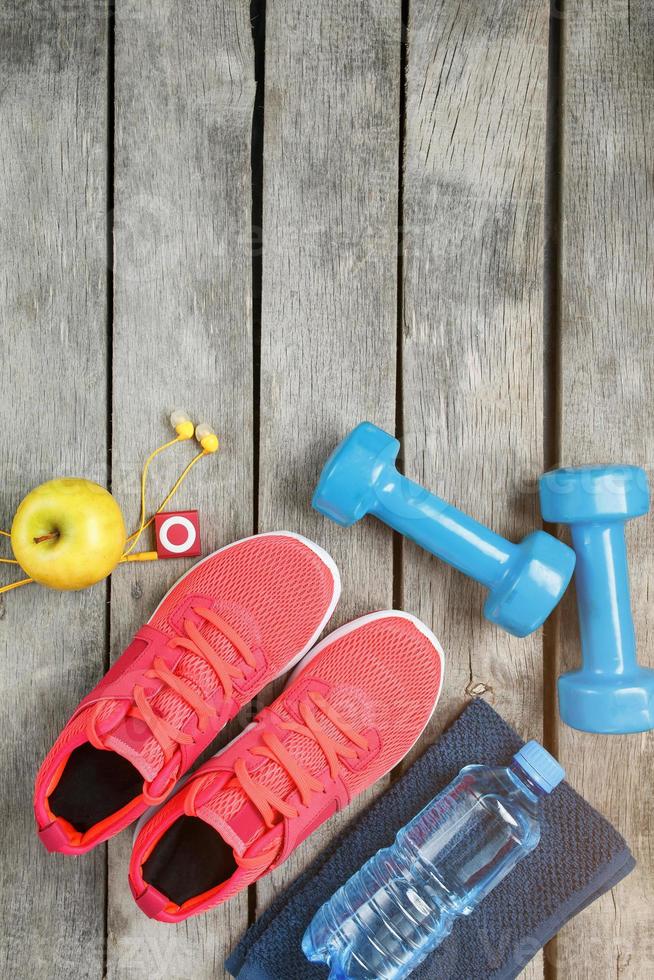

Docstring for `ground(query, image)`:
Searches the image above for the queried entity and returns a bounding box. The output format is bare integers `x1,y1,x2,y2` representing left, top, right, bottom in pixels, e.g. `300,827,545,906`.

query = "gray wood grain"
256,0,401,913
401,1,549,976
107,2,255,977
556,2,654,976
0,1,108,977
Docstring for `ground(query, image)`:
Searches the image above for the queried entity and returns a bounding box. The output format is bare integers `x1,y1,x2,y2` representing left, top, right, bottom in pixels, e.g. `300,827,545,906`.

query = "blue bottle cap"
513,740,565,794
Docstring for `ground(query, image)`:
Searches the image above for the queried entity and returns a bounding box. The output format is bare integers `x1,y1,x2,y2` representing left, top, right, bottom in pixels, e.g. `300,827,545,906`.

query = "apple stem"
34,531,60,544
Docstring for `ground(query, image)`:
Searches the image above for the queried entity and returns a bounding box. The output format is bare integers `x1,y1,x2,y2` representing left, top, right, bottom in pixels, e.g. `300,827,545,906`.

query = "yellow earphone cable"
125,448,208,542
123,448,208,558
121,433,185,559
122,416,218,559
0,577,33,596
0,529,27,590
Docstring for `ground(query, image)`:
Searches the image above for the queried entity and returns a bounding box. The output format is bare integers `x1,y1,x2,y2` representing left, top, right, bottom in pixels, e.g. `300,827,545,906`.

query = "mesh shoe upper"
34,532,340,854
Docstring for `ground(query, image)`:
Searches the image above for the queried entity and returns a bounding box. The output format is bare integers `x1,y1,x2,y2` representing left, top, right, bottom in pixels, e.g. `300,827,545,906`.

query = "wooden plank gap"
389,0,410,789
103,6,117,978
251,0,266,540
542,3,565,977
542,0,564,786
391,0,411,626
105,0,116,533
248,0,267,934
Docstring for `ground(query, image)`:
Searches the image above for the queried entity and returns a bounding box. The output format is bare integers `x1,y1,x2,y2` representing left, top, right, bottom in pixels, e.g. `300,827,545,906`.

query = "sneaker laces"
188,690,370,872
87,607,256,770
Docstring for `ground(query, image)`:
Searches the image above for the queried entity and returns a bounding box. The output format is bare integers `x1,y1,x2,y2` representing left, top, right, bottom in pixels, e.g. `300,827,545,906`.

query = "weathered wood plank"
108,2,255,977
0,2,108,977
402,1,549,975
555,2,654,976
256,0,401,911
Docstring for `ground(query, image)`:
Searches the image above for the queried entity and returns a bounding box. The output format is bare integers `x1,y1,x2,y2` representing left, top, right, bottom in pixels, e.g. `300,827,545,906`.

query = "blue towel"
226,698,635,980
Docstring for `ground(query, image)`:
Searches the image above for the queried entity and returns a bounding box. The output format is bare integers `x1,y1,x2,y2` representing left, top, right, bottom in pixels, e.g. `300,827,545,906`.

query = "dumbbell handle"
372,464,515,589
571,522,639,676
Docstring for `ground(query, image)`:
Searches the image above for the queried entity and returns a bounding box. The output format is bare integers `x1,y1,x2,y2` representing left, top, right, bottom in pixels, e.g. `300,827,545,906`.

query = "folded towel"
226,698,635,980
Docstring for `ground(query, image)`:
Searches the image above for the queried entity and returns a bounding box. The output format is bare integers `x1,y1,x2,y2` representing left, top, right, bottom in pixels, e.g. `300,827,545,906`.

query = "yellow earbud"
195,423,219,454
169,409,195,440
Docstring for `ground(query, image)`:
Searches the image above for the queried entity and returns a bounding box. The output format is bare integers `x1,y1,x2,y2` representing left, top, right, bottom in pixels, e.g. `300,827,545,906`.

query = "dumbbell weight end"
540,464,654,734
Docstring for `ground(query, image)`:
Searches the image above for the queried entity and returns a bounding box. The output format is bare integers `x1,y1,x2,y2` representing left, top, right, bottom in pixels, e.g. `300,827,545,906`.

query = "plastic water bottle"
303,741,564,980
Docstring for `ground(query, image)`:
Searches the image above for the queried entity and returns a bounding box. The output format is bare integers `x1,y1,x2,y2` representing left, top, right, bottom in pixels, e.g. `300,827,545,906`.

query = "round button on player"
154,511,202,558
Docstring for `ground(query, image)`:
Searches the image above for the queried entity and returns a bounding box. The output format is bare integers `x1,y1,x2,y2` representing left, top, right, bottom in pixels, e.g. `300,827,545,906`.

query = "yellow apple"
11,478,127,590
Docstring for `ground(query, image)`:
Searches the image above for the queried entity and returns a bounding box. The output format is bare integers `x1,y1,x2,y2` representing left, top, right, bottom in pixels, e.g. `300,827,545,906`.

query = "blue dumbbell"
540,465,654,734
313,422,576,637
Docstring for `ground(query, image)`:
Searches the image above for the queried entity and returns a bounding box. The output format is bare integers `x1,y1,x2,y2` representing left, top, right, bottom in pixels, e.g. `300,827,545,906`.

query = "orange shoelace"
88,607,256,765
228,691,369,869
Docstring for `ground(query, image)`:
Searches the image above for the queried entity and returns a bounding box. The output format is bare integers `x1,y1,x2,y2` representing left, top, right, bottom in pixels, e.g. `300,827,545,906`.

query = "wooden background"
0,1,652,977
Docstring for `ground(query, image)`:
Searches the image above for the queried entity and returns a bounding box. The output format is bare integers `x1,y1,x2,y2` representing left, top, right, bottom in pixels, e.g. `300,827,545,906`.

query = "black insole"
143,816,237,905
49,743,143,833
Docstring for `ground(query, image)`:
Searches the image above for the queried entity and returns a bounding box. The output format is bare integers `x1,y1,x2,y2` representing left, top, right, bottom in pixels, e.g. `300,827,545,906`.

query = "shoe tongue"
196,790,271,854
103,712,164,784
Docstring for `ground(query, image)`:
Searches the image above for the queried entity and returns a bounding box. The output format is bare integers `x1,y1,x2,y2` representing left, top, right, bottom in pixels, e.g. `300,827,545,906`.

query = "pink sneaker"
34,532,340,854
129,611,444,921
